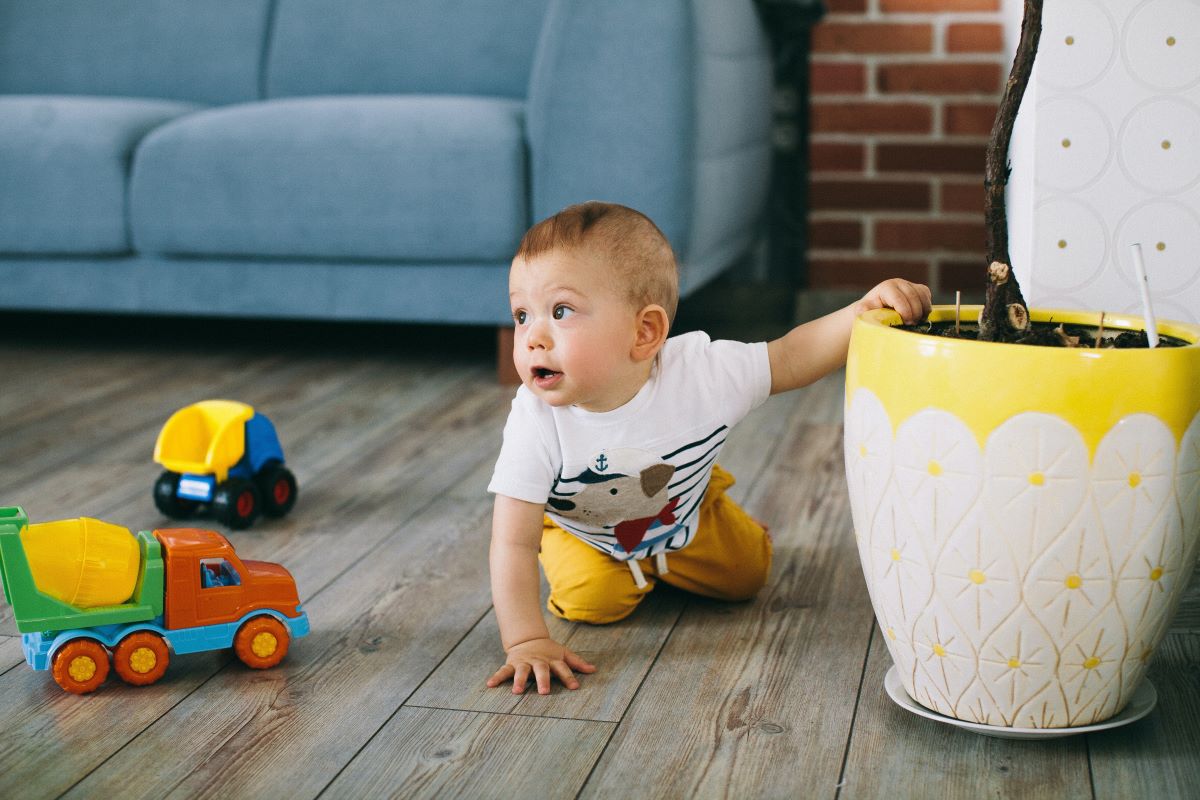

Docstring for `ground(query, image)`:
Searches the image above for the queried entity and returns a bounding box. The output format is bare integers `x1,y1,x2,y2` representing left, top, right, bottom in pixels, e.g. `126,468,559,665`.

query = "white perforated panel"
1020,0,1200,324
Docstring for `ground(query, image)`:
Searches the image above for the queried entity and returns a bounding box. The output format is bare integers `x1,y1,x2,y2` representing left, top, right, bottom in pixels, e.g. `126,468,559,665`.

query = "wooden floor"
1,317,1197,800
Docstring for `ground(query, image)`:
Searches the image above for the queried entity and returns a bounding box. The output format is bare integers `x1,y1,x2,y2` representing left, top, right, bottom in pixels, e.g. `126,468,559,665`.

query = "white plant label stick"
1130,243,1159,348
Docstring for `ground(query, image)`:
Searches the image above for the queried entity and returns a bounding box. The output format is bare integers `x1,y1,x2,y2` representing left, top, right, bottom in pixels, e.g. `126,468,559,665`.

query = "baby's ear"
632,304,669,361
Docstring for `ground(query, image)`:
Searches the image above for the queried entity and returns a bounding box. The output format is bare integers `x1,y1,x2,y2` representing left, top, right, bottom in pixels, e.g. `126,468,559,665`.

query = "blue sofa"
0,0,772,329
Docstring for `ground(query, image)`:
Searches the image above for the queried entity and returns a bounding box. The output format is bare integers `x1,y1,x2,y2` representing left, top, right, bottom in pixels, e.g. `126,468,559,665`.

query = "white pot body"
845,307,1200,727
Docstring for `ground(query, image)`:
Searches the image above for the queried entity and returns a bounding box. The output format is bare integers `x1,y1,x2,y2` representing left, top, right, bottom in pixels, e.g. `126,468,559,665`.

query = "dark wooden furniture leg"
497,326,520,385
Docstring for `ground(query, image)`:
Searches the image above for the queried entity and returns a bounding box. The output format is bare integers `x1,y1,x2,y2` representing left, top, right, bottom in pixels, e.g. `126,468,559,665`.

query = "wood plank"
58,461,502,800
405,592,685,722
0,636,25,671
0,352,283,490
578,414,877,798
1,335,457,496
1168,570,1199,634
0,346,106,419
0,345,247,441
0,648,229,800
322,708,613,799
839,627,1092,799
1089,634,1200,799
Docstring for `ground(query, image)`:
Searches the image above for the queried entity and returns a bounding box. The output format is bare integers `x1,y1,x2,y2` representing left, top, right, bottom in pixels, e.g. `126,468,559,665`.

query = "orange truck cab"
158,528,301,630
0,507,309,694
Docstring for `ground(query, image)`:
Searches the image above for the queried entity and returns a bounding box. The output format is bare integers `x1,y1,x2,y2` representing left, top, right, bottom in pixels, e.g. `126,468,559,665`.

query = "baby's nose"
526,320,552,349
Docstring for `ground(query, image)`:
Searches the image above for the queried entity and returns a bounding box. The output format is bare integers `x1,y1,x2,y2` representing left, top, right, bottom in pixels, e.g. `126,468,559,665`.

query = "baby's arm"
486,494,596,694
767,278,931,395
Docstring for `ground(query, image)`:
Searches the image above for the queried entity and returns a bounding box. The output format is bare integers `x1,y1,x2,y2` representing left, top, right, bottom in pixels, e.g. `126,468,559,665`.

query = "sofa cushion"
0,96,200,256
0,1,270,104
130,96,528,262
266,0,549,99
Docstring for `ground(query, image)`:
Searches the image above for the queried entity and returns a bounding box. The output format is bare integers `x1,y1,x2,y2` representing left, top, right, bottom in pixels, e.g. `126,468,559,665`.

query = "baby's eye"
553,305,574,320
514,310,527,325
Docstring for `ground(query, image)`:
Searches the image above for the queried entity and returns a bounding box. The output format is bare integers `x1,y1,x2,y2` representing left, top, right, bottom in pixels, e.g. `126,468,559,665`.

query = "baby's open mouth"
531,367,563,388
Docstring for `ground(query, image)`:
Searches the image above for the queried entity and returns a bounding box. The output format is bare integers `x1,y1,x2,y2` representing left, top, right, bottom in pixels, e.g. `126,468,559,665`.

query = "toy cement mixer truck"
0,506,309,694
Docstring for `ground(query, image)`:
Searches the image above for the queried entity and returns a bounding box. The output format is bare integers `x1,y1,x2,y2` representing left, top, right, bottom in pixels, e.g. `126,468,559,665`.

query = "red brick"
813,23,933,54
941,182,983,213
947,23,1005,53
810,180,932,211
945,103,999,135
811,62,867,94
877,63,1002,94
876,143,986,174
809,258,930,289
881,0,999,11
810,142,866,172
825,0,869,11
812,102,933,134
809,220,864,249
875,219,985,252
938,259,990,292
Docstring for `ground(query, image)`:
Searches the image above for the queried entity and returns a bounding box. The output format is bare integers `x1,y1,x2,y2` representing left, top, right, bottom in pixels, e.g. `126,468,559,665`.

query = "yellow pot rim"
847,306,1200,456
859,305,1200,350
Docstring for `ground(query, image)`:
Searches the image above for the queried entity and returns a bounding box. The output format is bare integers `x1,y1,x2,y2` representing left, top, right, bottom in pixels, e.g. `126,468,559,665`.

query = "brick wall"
808,0,1008,296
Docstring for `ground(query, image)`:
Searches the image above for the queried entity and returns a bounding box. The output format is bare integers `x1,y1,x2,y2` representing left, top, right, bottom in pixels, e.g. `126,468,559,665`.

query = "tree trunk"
979,0,1043,342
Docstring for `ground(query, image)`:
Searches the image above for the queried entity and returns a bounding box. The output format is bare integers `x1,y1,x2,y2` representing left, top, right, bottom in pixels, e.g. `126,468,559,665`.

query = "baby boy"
486,201,930,694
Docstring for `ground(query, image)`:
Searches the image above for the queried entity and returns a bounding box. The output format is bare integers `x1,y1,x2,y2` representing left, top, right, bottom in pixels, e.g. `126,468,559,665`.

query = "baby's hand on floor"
486,637,596,695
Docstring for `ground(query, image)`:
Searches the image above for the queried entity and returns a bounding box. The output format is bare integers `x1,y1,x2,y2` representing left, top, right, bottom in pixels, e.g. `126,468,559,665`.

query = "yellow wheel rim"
251,631,278,658
68,656,97,683
130,646,157,674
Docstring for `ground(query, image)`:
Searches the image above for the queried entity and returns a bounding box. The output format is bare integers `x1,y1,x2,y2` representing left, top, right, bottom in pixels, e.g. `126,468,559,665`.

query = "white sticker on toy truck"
178,477,214,501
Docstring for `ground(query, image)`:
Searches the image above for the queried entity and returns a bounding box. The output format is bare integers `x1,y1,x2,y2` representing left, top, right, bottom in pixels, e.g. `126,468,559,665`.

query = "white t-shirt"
488,331,772,562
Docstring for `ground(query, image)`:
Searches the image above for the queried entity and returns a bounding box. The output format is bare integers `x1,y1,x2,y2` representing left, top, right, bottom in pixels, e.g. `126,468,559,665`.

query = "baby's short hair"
515,201,680,324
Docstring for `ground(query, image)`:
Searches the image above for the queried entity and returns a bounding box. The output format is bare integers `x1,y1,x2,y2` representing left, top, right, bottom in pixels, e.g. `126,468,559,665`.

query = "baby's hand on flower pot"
856,279,932,325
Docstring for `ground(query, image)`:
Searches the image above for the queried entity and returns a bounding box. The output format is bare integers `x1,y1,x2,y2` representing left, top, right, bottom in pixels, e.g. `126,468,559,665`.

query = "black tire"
257,463,298,518
153,471,197,519
213,478,261,530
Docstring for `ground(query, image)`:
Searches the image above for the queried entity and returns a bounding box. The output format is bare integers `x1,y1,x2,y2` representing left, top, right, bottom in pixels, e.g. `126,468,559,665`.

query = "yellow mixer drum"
19,517,141,608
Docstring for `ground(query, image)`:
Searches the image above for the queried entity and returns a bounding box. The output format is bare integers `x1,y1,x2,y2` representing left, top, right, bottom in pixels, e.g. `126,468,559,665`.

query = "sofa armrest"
527,0,772,276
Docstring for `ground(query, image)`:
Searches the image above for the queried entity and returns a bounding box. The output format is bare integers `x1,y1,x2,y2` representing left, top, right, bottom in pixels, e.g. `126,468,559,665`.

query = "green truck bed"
0,507,164,634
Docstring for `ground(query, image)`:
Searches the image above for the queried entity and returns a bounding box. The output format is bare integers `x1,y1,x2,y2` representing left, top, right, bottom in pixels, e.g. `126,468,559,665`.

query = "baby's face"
509,250,642,411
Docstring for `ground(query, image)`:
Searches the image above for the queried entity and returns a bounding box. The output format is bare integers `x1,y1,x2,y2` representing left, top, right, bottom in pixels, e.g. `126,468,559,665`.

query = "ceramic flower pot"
844,305,1200,728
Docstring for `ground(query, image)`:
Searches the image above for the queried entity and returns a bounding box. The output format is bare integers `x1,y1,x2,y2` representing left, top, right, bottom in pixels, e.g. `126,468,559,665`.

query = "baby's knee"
718,558,771,601
710,534,774,602
546,574,647,625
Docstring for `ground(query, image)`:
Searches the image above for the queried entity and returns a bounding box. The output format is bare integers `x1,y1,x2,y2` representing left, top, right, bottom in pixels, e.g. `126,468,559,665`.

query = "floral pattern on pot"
846,388,1200,728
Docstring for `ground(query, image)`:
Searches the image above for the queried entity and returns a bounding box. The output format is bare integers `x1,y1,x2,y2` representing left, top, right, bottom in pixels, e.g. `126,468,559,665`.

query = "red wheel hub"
237,491,255,517
273,479,291,505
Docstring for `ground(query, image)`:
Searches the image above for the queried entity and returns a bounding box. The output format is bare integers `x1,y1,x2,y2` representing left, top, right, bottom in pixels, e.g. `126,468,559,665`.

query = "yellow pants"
539,464,773,624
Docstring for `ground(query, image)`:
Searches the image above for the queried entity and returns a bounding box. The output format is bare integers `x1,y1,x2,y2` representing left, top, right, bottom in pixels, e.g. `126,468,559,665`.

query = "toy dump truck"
0,506,309,694
154,400,298,529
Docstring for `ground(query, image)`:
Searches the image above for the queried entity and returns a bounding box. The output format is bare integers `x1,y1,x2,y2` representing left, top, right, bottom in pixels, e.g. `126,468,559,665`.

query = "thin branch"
980,0,1042,342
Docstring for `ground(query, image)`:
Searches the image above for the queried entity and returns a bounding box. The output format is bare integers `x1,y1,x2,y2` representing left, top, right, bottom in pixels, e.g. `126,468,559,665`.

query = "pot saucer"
883,666,1157,739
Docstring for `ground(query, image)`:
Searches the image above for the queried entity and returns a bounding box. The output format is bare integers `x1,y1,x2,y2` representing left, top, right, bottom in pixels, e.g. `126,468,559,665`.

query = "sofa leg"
497,327,520,385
